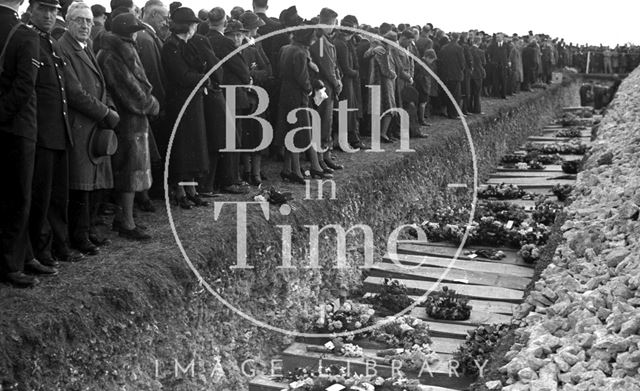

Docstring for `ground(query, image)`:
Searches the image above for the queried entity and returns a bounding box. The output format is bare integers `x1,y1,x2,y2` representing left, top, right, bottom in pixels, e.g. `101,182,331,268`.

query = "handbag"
0,22,24,77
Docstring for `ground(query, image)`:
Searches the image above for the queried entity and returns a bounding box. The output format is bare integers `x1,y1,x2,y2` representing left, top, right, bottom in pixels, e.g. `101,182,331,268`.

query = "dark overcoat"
334,32,362,114
97,32,159,193
438,41,466,82
161,33,210,181
276,42,313,149
58,31,113,191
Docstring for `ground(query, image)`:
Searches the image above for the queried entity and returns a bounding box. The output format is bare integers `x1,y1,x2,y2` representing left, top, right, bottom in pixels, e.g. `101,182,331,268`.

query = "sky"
24,0,638,47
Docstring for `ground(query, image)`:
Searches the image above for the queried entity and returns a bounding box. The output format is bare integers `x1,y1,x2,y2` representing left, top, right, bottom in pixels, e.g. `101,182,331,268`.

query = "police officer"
0,0,42,287
26,0,84,269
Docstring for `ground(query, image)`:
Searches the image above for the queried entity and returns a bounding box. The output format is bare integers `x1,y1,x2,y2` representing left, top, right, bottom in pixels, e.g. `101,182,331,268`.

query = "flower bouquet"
478,184,531,200
552,184,574,202
532,199,562,225
284,365,425,391
518,244,541,264
477,201,529,225
524,141,589,155
424,286,472,321
454,324,514,376
362,279,415,316
556,127,584,138
369,316,432,348
378,343,440,372
314,301,376,339
561,160,581,174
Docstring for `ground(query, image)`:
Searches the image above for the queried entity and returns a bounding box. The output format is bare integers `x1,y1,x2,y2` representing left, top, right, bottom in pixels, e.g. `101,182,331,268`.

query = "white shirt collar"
77,39,87,49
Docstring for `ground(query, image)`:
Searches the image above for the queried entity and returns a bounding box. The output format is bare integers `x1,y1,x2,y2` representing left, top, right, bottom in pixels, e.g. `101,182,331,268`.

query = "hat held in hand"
89,128,118,164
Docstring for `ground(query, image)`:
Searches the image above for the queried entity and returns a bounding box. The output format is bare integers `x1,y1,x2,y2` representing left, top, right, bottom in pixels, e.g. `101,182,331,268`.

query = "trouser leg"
0,134,35,274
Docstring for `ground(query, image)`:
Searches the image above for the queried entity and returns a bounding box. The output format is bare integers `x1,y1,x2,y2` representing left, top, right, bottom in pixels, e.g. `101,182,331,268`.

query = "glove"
103,109,120,129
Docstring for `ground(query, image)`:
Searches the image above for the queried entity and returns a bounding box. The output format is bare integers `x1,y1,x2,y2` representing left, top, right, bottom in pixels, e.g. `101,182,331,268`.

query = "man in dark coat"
58,2,120,255
459,32,473,115
469,36,486,114
137,0,168,202
27,0,85,266
0,0,50,287
437,34,465,119
205,7,249,194
334,15,366,150
487,33,510,99
521,39,538,92
310,8,343,169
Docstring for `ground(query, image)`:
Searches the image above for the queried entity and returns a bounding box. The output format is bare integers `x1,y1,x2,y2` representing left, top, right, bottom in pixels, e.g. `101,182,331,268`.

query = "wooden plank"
364,277,525,303
382,253,534,278
490,170,571,178
394,241,533,268
526,136,591,143
497,165,564,172
410,306,512,327
366,262,530,290
512,151,585,161
486,177,576,187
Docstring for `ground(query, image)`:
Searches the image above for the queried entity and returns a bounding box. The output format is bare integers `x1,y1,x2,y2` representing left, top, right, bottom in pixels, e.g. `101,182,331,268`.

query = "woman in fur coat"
97,13,159,241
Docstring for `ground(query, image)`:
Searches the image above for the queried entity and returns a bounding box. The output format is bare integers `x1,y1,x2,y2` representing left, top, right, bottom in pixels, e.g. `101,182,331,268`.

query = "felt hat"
224,19,247,35
279,6,303,27
88,128,118,164
239,11,265,30
171,7,201,24
111,13,145,36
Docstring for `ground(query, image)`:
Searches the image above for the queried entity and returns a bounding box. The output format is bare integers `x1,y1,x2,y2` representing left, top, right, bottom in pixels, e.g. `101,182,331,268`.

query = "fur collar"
99,32,150,88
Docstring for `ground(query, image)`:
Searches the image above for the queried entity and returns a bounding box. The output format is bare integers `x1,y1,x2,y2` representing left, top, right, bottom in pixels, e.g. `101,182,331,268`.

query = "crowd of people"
568,45,640,74
0,0,629,288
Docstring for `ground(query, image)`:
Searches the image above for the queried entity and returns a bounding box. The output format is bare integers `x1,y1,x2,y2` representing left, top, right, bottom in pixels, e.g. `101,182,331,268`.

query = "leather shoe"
119,226,152,241
351,142,370,150
56,249,85,263
25,259,58,275
5,272,39,287
112,219,147,232
324,159,344,170
73,237,99,256
38,257,60,268
89,234,111,247
221,184,249,194
135,199,156,213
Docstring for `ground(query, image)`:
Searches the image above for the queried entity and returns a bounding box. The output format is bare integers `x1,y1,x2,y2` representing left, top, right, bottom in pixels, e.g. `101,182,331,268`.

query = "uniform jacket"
58,31,113,190
0,7,39,141
32,24,72,150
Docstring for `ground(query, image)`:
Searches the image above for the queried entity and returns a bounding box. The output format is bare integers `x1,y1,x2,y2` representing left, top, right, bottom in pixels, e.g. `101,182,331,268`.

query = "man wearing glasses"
58,1,120,257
